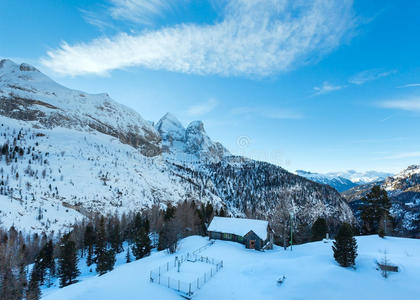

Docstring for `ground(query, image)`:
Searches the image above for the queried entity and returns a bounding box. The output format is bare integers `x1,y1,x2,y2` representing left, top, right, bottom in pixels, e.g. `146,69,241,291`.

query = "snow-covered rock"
0,59,161,156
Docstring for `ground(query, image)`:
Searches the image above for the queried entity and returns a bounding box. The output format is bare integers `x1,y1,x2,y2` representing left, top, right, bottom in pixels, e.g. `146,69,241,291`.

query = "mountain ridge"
0,59,355,236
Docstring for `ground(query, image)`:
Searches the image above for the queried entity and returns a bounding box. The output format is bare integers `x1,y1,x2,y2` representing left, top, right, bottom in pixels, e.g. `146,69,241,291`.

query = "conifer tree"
95,216,115,275
84,224,95,266
58,233,80,287
311,217,328,241
126,246,131,263
361,185,392,234
132,227,151,260
27,269,41,300
332,223,358,267
110,219,122,253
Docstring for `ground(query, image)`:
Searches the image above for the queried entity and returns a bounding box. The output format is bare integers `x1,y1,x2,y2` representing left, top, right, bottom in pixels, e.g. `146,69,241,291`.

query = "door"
249,240,255,249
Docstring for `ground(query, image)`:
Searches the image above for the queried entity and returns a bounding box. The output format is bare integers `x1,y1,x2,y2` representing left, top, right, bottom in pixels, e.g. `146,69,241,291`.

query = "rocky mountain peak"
0,58,162,157
156,112,185,142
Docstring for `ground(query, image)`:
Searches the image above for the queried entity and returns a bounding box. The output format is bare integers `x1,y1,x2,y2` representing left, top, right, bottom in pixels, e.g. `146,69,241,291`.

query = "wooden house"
207,216,273,250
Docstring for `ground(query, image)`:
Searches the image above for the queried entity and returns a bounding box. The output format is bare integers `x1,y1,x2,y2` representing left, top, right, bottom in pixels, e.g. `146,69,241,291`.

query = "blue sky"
1,0,419,174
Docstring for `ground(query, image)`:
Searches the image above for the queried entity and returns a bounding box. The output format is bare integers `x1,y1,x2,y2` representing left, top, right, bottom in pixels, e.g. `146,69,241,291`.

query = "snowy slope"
0,59,161,156
328,170,392,185
296,170,358,192
41,235,420,300
0,58,355,235
0,116,223,234
296,169,392,192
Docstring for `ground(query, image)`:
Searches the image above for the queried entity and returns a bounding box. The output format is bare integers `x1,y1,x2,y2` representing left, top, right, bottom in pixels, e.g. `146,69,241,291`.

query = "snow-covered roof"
208,217,268,240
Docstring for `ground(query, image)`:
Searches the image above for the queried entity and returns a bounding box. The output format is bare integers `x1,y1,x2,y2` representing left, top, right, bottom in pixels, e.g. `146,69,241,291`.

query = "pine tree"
84,224,95,266
95,216,115,275
132,227,151,260
126,246,131,263
361,185,392,235
27,269,41,300
311,217,328,241
58,233,80,287
332,223,358,267
110,219,122,253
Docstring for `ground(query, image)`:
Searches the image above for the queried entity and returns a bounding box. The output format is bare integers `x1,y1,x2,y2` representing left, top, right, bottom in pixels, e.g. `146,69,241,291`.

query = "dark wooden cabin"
207,216,273,250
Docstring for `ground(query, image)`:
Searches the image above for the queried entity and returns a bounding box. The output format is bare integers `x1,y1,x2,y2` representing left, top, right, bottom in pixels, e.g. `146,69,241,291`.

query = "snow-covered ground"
42,235,420,300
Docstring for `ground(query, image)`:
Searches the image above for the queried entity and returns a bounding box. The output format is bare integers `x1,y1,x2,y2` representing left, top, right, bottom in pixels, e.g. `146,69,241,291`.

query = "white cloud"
187,99,218,116
349,69,395,85
398,83,420,88
313,81,346,95
379,98,420,112
232,106,302,119
41,0,356,77
109,0,172,25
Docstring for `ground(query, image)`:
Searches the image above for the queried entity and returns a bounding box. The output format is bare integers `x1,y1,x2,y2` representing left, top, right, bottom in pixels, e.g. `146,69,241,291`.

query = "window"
237,236,243,242
223,233,232,240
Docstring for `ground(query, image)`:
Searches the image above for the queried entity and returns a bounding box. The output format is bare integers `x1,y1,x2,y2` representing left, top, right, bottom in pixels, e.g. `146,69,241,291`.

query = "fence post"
197,278,199,289
189,283,191,296
159,267,161,284
211,268,213,277
178,280,180,292
204,273,206,283
167,262,169,272
168,277,170,288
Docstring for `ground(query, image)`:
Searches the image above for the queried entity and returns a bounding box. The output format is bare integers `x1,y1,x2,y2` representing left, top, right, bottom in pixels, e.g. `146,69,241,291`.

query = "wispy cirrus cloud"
349,69,395,85
398,83,420,88
41,0,356,77
108,0,174,25
232,106,302,120
187,99,218,116
313,68,394,95
313,81,346,95
379,97,420,112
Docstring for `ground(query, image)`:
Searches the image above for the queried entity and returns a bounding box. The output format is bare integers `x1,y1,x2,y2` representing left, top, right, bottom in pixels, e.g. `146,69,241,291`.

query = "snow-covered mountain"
156,113,230,163
342,165,420,235
0,59,355,235
296,170,358,192
296,169,392,192
0,59,161,156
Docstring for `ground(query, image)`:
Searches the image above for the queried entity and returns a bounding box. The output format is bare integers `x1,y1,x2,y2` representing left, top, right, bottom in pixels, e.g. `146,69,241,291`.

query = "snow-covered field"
42,235,420,300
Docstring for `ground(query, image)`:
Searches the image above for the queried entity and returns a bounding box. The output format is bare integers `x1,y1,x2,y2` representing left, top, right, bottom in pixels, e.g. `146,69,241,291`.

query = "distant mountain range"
296,170,392,192
342,165,420,236
0,59,354,235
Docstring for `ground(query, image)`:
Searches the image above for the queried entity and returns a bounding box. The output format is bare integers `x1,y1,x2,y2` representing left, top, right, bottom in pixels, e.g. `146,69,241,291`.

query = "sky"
0,0,419,174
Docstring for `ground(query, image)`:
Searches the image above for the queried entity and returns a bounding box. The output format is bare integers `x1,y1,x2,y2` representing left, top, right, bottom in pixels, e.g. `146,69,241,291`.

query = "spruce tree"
27,269,41,300
126,246,131,263
311,217,328,241
132,227,151,260
84,224,95,266
110,219,122,254
361,185,392,234
58,233,80,287
95,216,115,275
332,223,358,267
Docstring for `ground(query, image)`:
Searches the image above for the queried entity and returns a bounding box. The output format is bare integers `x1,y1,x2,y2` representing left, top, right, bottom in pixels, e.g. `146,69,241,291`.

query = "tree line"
0,200,220,300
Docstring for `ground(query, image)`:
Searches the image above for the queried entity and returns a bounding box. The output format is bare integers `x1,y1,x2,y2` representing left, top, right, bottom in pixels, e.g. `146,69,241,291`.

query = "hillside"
296,170,392,192
41,235,420,300
0,59,354,235
342,165,420,236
